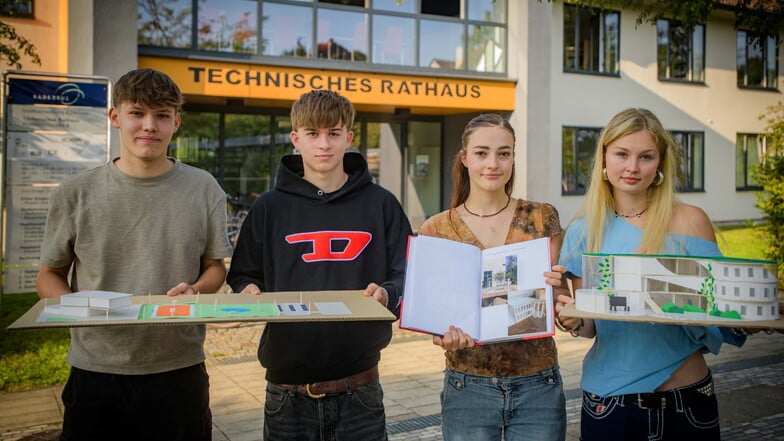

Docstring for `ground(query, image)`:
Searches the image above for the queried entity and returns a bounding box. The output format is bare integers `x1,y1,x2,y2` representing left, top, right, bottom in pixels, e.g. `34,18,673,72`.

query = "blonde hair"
575,108,680,253
450,114,516,208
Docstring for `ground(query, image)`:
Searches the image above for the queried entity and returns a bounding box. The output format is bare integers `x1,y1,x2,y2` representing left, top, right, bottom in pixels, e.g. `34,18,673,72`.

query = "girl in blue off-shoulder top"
555,108,746,441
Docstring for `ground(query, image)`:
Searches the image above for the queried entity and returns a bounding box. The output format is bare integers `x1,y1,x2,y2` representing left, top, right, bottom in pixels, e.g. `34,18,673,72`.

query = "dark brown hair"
112,69,184,111
450,113,516,208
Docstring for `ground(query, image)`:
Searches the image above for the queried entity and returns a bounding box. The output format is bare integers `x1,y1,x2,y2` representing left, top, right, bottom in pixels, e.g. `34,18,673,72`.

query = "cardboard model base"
559,303,784,329
8,291,397,330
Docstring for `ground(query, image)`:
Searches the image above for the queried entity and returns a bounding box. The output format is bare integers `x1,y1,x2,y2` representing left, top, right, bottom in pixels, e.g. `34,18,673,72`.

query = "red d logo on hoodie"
286,231,372,262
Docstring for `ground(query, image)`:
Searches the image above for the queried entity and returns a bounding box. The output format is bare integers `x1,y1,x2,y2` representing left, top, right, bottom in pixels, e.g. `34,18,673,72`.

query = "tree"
543,0,783,35
754,102,784,283
0,1,40,69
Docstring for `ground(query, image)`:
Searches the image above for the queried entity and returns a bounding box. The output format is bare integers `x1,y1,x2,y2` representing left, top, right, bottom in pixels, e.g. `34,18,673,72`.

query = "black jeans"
580,372,719,441
59,363,211,441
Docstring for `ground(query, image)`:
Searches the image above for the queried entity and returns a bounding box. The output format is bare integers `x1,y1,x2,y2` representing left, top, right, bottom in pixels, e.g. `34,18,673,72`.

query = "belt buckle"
305,383,326,399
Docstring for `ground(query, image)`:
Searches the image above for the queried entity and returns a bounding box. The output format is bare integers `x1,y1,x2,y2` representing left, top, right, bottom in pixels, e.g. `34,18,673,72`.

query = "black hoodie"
227,152,413,384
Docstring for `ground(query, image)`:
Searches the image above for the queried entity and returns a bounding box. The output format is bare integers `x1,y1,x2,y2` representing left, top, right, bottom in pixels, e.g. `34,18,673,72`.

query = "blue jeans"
264,380,387,441
59,363,211,441
580,372,720,441
440,367,566,441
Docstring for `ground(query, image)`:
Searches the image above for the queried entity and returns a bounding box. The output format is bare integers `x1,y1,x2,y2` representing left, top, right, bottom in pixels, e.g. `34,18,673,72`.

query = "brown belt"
274,365,379,399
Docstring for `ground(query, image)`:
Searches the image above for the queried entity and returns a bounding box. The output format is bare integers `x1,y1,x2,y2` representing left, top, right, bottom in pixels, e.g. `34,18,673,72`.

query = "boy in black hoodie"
227,89,412,441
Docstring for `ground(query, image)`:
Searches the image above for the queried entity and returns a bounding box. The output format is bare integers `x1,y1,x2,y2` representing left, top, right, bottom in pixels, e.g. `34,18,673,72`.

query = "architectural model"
575,253,779,322
44,291,134,318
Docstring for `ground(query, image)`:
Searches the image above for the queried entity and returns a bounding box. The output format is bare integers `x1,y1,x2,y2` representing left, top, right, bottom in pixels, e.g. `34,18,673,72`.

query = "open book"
401,235,555,343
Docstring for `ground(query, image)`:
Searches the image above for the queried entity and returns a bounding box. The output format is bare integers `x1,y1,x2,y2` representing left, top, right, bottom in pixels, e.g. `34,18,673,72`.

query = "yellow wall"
2,0,68,73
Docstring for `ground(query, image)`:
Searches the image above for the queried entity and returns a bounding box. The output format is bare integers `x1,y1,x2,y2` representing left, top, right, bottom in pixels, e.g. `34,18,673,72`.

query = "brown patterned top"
417,199,564,377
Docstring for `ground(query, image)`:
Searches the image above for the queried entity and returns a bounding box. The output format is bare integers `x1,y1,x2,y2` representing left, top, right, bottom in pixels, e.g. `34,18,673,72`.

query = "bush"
754,102,784,282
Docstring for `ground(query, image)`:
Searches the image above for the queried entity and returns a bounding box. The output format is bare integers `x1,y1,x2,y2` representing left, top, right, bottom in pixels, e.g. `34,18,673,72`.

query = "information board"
2,72,110,294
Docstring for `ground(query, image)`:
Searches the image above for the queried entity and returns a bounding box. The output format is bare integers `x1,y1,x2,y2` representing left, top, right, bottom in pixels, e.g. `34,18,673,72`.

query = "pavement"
1,323,783,441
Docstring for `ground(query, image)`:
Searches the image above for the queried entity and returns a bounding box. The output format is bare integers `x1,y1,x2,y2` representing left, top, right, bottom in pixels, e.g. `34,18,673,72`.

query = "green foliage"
0,294,70,392
754,102,784,281
661,302,683,313
0,20,40,69
546,0,783,35
682,304,705,313
720,310,743,320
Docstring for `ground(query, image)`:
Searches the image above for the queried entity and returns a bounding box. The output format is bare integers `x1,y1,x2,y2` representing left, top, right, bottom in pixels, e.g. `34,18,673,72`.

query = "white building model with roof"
575,254,779,322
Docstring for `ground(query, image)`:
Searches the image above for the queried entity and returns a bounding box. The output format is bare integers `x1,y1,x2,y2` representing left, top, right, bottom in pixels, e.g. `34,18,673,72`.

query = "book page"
478,237,554,342
401,235,482,337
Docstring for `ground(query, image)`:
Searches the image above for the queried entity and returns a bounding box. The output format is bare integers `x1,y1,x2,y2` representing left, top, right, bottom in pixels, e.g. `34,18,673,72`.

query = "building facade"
4,0,782,229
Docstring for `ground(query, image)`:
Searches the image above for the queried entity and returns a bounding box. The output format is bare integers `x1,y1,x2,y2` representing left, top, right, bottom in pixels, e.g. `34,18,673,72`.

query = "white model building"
575,254,779,321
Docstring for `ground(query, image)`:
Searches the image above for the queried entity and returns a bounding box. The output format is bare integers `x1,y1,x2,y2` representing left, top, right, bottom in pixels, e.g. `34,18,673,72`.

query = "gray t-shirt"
39,158,232,374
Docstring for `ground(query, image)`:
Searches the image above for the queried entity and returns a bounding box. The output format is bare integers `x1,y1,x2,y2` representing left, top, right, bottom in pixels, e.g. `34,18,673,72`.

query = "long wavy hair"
449,114,516,209
576,108,680,253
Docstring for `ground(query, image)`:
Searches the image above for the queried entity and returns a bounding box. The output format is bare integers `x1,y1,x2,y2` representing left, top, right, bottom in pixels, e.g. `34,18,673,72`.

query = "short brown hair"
290,89,355,130
112,69,184,112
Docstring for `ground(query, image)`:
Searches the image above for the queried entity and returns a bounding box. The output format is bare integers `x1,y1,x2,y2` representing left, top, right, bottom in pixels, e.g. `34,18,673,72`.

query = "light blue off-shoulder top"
559,216,745,397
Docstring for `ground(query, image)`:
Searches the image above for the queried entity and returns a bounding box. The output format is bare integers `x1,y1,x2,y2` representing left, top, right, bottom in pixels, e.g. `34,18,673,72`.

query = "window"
0,0,33,17
735,268,740,277
671,131,704,192
563,4,619,75
138,0,192,48
737,31,778,89
316,8,368,62
262,3,312,57
748,268,754,277
750,287,755,297
657,19,704,82
198,0,257,53
736,133,767,190
562,127,600,195
139,0,508,75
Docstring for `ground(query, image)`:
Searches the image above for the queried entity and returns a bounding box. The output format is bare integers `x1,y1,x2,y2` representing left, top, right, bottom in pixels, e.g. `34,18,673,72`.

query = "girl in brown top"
417,114,567,441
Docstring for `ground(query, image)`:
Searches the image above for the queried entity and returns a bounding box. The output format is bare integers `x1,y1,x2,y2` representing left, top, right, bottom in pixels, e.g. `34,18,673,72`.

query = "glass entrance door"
405,121,441,231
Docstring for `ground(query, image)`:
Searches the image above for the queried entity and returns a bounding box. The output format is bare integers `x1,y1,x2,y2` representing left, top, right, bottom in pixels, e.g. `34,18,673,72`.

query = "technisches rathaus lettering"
187,67,481,98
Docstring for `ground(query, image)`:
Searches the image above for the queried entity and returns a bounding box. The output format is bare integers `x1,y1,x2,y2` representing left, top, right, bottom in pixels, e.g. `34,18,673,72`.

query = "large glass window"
737,31,779,89
657,19,705,82
372,15,415,66
562,127,600,195
261,3,312,57
736,133,767,190
420,20,464,69
138,0,508,75
317,8,368,61
563,4,619,75
671,131,704,192
197,0,257,53
138,0,192,48
468,0,505,23
468,24,505,73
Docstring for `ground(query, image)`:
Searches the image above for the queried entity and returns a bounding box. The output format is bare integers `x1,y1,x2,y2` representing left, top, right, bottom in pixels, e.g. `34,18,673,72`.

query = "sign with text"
140,56,516,112
2,73,110,294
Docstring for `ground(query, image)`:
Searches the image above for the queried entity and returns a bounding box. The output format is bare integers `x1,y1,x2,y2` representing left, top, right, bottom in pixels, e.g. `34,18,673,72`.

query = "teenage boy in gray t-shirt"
36,68,232,441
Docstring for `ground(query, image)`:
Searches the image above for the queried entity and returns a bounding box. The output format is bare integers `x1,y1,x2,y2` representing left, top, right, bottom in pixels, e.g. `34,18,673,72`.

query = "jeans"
440,367,566,441
580,372,720,441
263,380,387,441
59,363,211,441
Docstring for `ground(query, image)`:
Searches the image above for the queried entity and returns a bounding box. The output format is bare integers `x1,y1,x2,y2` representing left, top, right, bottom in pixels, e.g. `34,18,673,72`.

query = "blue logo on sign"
55,83,86,105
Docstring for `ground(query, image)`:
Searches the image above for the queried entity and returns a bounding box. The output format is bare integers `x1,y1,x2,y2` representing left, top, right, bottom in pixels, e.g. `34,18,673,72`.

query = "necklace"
614,207,648,218
463,196,511,218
